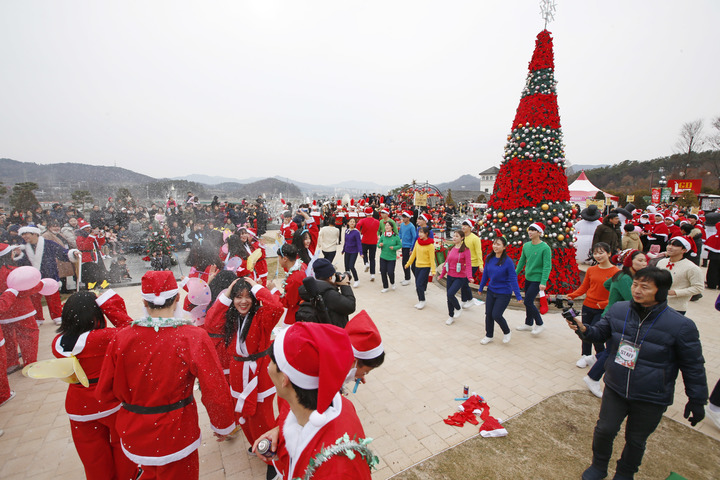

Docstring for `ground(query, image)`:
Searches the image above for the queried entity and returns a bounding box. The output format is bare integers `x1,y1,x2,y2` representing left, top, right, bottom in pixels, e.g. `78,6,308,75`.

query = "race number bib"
615,339,640,370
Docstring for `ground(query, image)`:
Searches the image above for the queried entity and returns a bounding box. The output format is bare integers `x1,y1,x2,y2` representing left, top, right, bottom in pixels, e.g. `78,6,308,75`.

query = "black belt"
208,333,224,338
233,347,271,363
87,378,99,384
122,395,194,414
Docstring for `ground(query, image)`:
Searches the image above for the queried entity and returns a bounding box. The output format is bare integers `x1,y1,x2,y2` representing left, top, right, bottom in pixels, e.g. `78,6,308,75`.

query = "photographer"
564,266,707,480
298,258,356,328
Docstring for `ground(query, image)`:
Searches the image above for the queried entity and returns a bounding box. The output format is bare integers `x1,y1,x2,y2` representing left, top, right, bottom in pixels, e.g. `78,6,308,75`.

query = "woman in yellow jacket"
405,226,436,310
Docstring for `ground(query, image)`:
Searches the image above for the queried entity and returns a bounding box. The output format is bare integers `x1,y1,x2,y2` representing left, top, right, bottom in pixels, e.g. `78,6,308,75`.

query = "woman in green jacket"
377,222,402,293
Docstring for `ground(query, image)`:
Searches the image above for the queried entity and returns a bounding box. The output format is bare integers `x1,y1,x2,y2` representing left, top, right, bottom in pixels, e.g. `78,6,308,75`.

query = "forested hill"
0,158,155,185
568,150,720,196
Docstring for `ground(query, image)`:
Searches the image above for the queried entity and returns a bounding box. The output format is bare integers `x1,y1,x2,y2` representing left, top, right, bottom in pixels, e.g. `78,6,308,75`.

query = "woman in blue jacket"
478,232,523,345
342,217,363,287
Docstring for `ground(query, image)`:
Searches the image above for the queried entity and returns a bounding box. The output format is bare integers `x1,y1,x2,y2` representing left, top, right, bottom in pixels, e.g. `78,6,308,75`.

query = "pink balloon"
7,266,42,291
221,244,228,255
186,278,211,306
225,256,242,272
223,230,231,242
39,278,59,296
189,305,207,321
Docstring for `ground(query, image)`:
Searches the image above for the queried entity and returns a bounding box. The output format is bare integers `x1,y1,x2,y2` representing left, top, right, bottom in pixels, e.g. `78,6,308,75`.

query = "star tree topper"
540,0,557,28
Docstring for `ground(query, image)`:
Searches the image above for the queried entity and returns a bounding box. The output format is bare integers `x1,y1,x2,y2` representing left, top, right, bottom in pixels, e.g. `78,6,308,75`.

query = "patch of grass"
393,391,719,480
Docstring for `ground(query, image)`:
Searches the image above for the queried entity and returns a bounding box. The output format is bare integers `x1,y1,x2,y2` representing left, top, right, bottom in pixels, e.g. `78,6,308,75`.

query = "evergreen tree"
479,30,580,293
145,221,174,259
10,182,40,212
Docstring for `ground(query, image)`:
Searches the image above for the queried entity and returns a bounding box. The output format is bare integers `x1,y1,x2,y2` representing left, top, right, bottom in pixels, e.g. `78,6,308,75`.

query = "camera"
554,297,578,322
334,271,350,283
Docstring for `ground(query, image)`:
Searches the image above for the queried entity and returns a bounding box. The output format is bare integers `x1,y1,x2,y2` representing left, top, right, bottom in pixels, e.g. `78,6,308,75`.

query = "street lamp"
658,175,667,187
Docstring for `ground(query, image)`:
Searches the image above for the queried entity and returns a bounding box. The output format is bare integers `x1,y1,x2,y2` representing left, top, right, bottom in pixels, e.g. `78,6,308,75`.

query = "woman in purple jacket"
342,217,364,287
478,231,523,345
439,230,472,325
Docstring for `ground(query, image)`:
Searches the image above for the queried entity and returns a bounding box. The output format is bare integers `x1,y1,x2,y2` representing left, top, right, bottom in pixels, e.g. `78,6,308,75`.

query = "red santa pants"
30,291,63,322
1,319,39,367
70,413,138,480
239,394,276,445
0,343,11,403
137,450,199,480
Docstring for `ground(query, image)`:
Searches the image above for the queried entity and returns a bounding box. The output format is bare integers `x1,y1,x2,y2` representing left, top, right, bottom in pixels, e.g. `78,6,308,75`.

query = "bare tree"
708,116,720,188
675,119,706,155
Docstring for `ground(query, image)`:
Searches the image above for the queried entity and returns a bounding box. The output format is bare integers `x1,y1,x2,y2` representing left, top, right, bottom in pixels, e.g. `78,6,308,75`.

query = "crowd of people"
1,190,719,480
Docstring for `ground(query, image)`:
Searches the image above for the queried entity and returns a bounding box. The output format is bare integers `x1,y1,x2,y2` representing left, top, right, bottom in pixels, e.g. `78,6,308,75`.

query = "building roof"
479,166,499,175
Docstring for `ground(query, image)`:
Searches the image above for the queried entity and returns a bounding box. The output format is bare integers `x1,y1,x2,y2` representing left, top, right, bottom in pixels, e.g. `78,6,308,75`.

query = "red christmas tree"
480,30,580,293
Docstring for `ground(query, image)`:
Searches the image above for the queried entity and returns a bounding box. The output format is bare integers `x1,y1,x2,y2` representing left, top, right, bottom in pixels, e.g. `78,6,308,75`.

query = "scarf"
25,237,45,270
418,238,433,246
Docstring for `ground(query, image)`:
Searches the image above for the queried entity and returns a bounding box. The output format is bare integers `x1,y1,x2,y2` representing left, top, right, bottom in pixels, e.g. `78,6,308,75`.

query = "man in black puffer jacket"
297,258,356,328
567,266,707,480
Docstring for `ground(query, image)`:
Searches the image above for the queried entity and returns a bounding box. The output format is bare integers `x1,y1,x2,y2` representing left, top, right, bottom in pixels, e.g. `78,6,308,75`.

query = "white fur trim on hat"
18,225,41,235
141,288,180,306
352,343,384,360
672,236,692,251
0,244,21,257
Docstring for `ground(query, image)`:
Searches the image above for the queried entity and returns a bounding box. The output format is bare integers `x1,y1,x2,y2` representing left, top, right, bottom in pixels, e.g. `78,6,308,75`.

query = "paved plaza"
1,253,719,479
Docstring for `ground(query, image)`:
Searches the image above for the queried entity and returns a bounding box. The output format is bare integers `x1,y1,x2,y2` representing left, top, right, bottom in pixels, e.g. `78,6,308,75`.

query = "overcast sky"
1,1,718,187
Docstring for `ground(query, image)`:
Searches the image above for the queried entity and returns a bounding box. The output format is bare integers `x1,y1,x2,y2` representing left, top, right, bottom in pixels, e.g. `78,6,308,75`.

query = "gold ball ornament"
511,225,518,232
557,234,565,241
541,204,549,211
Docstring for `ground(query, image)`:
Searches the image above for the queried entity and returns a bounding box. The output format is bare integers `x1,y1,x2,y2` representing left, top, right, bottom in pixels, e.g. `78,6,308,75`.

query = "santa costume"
269,323,375,479
75,219,108,288
344,310,384,386
0,243,42,371
203,279,284,446
97,271,236,479
52,289,137,480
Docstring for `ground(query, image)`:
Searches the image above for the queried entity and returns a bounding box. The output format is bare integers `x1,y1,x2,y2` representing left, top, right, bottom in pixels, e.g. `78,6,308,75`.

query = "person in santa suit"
53,290,138,480
0,243,43,374
239,227,269,286
0,287,24,410
17,224,80,325
279,211,299,244
97,271,236,479
343,310,385,389
253,322,376,479
203,275,284,479
75,219,108,289
275,243,307,326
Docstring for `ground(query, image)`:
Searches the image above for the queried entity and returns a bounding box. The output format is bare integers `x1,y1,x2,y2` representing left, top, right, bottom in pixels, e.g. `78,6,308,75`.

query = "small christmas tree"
144,221,176,268
479,30,580,293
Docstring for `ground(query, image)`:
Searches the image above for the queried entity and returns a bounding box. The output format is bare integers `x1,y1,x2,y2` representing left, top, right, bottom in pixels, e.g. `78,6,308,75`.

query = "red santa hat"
528,222,546,234
401,211,412,218
273,322,354,414
611,249,648,268
18,224,42,235
462,218,474,228
671,235,697,256
0,243,21,257
77,218,91,230
418,213,429,223
238,227,258,238
346,310,383,360
364,207,373,215
141,271,180,306
336,199,342,206
380,208,390,215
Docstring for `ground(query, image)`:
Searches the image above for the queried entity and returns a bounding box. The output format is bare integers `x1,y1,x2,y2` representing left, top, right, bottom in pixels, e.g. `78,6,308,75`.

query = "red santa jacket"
357,217,380,245
76,233,106,263
97,321,236,466
204,285,284,419
275,260,307,325
0,265,42,324
52,290,132,421
273,394,373,480
305,218,320,256
280,221,299,243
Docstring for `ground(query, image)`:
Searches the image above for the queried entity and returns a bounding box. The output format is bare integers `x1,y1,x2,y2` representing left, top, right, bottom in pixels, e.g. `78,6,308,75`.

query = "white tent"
568,171,618,207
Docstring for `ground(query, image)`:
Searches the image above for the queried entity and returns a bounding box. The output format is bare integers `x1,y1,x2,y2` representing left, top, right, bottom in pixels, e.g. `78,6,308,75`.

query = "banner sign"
626,195,635,202
585,199,605,209
413,192,428,206
651,188,661,204
668,179,701,195
661,187,671,203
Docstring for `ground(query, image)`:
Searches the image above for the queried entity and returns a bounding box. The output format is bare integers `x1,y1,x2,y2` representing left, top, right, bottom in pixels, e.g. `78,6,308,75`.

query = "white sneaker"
453,309,462,319
503,332,512,343
473,299,485,306
401,280,410,286
706,405,720,430
414,301,426,310
462,300,474,309
0,390,16,407
53,318,62,326
380,288,389,293
583,376,603,398
480,336,493,345
446,317,455,325
364,264,370,272
353,281,359,288
391,284,396,290
584,355,597,368
531,325,544,335
516,324,532,331
370,275,375,281
576,356,588,368
36,320,45,326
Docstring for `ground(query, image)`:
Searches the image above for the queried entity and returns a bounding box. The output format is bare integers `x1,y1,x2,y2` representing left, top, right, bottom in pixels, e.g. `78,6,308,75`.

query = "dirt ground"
392,391,720,480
